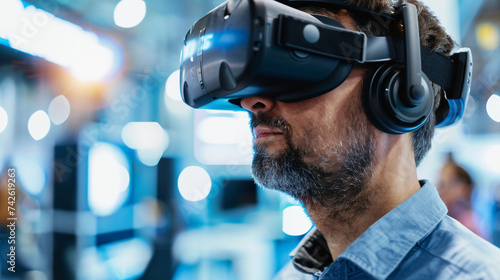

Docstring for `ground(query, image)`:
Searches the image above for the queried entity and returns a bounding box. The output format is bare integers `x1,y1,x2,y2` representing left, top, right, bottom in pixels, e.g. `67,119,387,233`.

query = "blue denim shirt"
275,181,500,280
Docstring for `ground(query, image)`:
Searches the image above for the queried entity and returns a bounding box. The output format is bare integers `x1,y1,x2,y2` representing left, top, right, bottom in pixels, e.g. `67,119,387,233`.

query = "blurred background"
0,0,499,279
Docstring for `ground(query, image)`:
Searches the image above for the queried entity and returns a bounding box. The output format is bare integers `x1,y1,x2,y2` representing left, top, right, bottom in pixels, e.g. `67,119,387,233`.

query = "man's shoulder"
422,215,500,255
417,215,500,274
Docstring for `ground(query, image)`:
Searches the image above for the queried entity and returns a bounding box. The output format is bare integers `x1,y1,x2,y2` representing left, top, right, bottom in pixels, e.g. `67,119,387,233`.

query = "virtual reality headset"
180,0,472,130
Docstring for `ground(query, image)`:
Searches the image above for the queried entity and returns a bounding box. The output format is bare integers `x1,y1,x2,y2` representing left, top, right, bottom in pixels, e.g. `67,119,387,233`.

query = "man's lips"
253,126,284,139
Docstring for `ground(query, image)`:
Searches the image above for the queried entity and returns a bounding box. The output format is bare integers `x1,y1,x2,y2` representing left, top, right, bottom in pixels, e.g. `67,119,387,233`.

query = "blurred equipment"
219,179,257,211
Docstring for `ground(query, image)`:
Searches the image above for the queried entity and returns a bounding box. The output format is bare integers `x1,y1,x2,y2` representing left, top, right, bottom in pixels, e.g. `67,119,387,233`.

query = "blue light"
80,238,153,279
103,238,153,280
13,156,46,196
180,31,248,64
88,142,130,216
201,33,214,51
181,38,197,63
0,37,9,47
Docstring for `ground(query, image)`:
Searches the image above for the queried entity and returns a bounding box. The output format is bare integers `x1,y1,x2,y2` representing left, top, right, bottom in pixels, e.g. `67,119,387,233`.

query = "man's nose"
240,96,276,114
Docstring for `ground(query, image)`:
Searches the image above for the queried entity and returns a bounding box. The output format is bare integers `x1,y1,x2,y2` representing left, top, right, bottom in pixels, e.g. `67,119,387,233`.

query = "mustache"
250,112,290,131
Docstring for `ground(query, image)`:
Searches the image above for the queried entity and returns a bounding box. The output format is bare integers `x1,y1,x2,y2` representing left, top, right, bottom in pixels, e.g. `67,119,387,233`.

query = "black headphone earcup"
364,64,434,134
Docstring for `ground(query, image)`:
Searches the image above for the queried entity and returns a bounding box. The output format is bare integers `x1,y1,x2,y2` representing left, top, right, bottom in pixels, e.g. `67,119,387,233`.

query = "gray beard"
251,113,376,221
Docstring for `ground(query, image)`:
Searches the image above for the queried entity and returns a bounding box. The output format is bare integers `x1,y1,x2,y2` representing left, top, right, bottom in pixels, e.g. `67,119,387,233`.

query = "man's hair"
347,0,455,166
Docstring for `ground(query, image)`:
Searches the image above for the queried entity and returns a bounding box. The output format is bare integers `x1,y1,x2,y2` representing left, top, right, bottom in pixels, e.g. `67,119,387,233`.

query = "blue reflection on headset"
181,31,249,64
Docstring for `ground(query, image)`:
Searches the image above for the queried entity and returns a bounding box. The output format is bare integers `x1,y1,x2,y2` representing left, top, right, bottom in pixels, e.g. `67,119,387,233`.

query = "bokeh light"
178,166,212,201
282,206,312,236
114,0,147,28
69,43,115,81
121,122,169,150
481,145,500,174
88,142,131,216
476,22,500,51
121,122,169,166
486,94,500,122
196,115,253,145
0,106,8,133
28,110,51,140
48,95,71,125
165,70,182,102
13,156,46,196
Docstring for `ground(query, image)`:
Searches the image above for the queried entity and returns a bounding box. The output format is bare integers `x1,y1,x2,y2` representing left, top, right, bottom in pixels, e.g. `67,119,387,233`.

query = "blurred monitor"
219,179,258,211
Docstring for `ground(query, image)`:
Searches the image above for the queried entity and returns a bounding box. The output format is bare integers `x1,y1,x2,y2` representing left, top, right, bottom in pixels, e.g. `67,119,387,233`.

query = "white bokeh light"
481,145,500,174
178,166,212,201
196,115,253,145
135,150,162,167
88,142,130,216
121,122,169,166
121,122,169,150
486,94,500,122
165,70,182,102
0,106,8,133
69,44,115,81
28,110,51,140
114,0,146,28
48,95,71,125
282,206,313,236
193,110,253,165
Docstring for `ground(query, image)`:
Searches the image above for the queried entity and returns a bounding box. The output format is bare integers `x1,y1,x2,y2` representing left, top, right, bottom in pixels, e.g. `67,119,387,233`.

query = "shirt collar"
291,228,333,275
291,180,448,279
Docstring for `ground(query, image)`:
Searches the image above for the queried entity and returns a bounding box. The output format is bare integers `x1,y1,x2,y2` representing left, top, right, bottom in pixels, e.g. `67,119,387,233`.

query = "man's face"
246,67,370,160
240,67,377,207
239,9,378,211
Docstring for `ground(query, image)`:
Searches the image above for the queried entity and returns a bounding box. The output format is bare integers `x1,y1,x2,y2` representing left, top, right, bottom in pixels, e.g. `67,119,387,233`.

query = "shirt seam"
415,243,474,279
339,208,444,279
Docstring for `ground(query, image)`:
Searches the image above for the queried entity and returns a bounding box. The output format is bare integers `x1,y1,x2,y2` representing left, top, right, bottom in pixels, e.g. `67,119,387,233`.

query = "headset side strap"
277,15,367,62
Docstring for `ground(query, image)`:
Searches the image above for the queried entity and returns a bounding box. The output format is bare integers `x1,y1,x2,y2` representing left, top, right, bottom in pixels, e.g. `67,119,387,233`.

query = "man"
180,0,500,278
238,1,500,280
437,154,483,237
